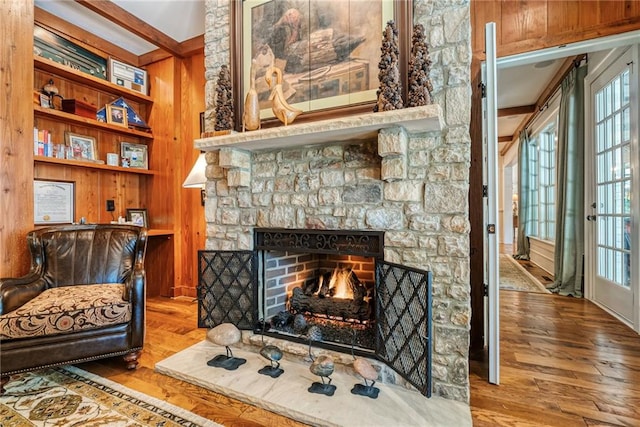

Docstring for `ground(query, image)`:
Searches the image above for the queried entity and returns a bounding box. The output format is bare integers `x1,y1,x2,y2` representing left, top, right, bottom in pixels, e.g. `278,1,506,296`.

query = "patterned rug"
0,366,222,426
500,254,551,294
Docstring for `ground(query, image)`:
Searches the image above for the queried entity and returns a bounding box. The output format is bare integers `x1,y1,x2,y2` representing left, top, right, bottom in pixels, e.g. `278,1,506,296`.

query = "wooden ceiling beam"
498,135,513,143
138,35,204,66
74,0,184,58
498,104,536,117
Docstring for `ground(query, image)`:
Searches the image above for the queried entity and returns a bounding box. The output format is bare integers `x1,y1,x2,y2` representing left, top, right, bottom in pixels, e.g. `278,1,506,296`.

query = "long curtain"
548,65,588,296
514,129,531,260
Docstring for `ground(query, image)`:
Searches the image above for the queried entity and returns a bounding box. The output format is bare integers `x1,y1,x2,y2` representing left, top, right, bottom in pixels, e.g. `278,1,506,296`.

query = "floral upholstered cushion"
0,284,131,340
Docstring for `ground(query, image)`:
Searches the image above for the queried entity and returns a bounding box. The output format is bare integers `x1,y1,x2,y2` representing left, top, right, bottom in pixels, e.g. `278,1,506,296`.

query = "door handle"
586,215,597,221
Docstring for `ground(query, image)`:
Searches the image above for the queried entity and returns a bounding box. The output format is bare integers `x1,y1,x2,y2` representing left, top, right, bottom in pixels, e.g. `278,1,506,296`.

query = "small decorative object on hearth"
265,65,302,126
292,313,307,334
305,325,323,342
206,323,246,370
242,59,261,132
257,319,284,378
214,65,234,134
308,354,336,396
307,328,336,396
374,20,404,112
406,24,434,107
350,331,380,398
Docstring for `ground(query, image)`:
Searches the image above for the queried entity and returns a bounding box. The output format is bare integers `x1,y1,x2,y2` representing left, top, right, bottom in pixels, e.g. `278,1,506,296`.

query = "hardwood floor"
78,292,640,427
471,291,640,426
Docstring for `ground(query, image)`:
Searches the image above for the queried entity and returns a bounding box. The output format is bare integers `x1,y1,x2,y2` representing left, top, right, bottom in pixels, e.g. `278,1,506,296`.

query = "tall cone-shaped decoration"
214,65,234,132
374,20,403,112
406,24,434,107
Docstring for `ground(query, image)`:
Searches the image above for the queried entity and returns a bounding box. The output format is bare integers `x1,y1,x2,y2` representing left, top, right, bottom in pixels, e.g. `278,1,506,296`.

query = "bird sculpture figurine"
306,326,336,396
205,323,247,370
273,8,366,74
310,354,335,383
351,358,380,399
349,330,379,398
257,319,284,378
265,65,302,126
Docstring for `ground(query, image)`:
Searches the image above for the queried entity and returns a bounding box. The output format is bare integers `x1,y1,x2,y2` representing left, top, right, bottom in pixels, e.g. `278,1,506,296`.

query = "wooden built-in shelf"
195,105,444,152
148,229,174,237
34,55,152,104
34,105,153,140
34,156,155,175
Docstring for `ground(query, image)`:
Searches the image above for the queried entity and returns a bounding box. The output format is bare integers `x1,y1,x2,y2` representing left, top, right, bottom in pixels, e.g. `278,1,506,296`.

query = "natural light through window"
595,68,632,288
529,121,557,242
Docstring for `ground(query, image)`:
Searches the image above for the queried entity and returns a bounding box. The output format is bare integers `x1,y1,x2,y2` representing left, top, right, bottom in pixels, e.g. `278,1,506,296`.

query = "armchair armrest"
0,275,47,315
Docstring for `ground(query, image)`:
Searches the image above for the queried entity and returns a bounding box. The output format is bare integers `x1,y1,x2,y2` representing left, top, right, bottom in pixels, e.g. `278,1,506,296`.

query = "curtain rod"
524,54,588,133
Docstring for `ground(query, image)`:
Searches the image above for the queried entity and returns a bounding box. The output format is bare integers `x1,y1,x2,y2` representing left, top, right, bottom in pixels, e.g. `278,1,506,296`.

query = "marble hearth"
155,339,472,427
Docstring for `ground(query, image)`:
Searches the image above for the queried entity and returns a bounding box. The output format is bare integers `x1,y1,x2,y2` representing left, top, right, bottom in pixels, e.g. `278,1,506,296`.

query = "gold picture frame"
232,0,411,129
33,179,75,225
120,142,148,169
107,104,128,127
64,131,97,161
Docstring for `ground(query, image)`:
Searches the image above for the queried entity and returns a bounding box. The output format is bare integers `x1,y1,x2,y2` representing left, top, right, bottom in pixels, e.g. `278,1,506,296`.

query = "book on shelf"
33,127,65,159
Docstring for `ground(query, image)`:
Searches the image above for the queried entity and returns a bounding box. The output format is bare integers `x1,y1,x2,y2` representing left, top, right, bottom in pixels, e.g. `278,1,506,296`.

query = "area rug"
500,254,551,294
0,365,222,426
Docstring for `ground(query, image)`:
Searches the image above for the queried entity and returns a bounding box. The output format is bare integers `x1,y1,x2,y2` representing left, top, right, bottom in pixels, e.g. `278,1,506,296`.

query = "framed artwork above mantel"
231,0,412,130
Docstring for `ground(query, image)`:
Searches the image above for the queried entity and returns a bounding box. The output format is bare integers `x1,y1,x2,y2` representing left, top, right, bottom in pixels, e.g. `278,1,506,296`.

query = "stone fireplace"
200,0,471,404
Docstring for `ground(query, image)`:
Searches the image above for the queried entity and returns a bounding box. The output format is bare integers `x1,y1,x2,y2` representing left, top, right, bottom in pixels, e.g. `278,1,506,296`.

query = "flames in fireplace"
289,266,373,324
313,267,364,300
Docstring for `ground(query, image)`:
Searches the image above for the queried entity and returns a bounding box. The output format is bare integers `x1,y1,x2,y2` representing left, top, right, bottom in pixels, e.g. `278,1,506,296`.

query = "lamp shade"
182,153,207,188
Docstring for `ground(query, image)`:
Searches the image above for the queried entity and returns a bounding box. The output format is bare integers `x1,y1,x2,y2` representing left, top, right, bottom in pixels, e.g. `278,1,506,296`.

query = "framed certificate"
34,179,75,225
108,58,148,95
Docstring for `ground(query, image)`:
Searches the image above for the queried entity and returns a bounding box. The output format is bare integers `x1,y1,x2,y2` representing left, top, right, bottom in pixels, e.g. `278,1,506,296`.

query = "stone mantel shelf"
194,104,443,152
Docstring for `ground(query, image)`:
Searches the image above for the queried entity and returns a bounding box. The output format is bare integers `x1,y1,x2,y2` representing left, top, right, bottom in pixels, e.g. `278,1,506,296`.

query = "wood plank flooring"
77,291,640,426
471,291,640,426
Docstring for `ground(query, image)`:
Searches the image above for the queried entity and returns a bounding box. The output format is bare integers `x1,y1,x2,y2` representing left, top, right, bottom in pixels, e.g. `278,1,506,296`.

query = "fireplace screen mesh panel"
376,261,433,397
197,251,257,330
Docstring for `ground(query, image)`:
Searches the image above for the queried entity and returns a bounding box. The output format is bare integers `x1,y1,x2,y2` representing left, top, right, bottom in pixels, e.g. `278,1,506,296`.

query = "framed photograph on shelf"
233,0,411,128
120,142,148,169
108,58,148,95
34,179,75,225
107,104,128,127
64,132,97,161
126,208,148,227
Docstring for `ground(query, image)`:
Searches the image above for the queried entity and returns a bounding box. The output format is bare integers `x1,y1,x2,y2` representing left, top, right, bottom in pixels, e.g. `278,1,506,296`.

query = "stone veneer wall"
203,0,471,402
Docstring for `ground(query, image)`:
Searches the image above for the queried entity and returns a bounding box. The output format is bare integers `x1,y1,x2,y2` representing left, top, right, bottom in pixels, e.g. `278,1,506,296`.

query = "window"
538,124,556,240
526,95,559,242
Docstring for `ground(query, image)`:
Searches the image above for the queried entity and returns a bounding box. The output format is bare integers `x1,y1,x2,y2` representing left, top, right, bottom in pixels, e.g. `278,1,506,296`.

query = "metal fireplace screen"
197,244,432,398
376,260,432,397
197,250,257,330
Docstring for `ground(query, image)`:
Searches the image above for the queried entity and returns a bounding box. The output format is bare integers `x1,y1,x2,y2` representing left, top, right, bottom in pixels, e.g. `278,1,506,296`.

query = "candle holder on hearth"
257,319,284,378
206,323,246,370
350,330,380,399
306,327,336,396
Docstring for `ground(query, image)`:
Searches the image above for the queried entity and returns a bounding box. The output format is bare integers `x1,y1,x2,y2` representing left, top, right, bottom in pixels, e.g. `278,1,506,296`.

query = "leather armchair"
0,224,148,394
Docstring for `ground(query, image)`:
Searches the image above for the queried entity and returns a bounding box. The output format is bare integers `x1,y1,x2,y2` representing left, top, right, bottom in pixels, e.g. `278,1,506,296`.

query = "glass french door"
588,48,636,325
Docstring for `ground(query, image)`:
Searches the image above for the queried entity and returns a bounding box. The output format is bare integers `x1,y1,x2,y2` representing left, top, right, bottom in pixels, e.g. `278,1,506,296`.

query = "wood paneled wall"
469,0,640,351
178,53,206,298
0,0,35,277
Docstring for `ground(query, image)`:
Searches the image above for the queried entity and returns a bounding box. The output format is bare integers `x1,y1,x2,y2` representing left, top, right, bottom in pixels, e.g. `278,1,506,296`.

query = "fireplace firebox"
198,228,433,397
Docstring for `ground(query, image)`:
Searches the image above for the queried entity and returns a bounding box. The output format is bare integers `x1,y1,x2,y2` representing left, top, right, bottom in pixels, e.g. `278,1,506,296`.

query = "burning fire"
316,267,354,299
